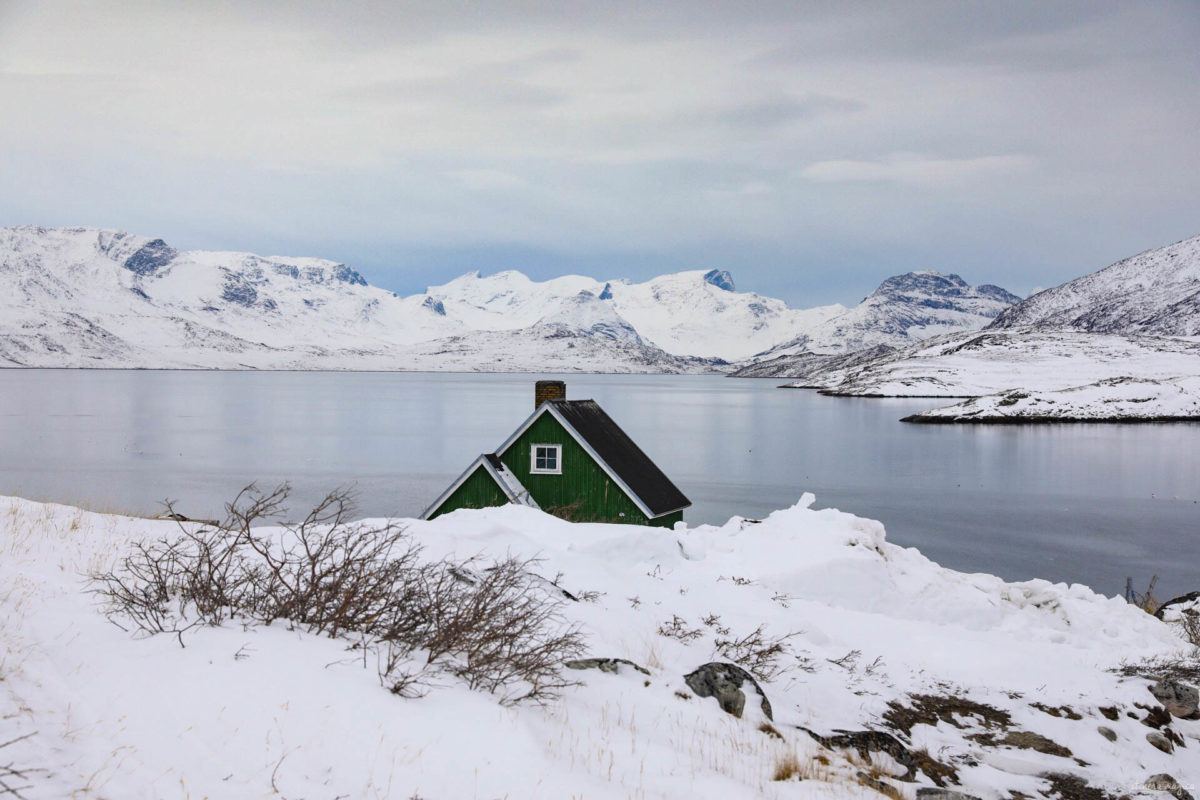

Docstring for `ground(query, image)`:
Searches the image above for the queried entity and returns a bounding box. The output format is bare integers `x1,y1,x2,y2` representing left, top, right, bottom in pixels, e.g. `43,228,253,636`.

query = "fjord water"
2,370,1197,597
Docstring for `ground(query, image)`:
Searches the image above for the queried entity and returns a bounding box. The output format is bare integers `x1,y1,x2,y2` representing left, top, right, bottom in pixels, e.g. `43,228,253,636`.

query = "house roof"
498,399,690,518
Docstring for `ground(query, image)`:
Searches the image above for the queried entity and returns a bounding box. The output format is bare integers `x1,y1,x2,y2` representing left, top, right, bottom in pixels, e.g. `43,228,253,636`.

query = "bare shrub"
1126,575,1160,613
0,731,42,799
1178,610,1200,650
92,484,585,705
657,615,703,642
712,625,799,682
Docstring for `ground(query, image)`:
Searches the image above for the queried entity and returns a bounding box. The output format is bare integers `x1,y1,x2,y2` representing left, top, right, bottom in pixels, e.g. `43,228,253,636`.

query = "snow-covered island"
903,376,1200,424
2,492,1197,799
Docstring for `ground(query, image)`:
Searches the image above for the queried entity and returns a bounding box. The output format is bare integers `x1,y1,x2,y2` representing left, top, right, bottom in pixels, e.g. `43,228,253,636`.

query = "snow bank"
904,376,1200,423
1,495,1195,799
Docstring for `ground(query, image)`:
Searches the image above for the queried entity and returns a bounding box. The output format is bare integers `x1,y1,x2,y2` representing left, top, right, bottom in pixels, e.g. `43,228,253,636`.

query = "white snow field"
903,376,1200,423
2,494,1197,799
781,330,1200,398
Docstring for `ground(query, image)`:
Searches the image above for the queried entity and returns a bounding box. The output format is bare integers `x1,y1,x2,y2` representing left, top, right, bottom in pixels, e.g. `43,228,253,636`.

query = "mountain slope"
989,234,1200,335
744,271,1020,367
0,226,1017,370
421,268,847,361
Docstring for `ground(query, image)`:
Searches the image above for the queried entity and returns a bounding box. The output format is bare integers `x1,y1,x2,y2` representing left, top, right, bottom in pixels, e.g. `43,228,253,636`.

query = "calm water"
1,370,1197,597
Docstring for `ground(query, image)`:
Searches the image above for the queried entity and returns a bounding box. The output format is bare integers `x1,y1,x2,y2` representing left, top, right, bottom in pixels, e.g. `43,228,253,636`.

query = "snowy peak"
756,270,1022,360
866,271,1021,312
0,226,1018,370
702,269,735,292
989,233,1200,336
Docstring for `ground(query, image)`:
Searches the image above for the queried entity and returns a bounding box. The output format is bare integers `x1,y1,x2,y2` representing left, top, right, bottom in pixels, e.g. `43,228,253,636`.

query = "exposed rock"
1150,678,1200,719
856,770,901,799
1153,591,1200,620
564,657,650,676
800,728,919,781
683,662,772,720
122,238,177,275
703,269,736,292
1097,726,1117,742
1146,773,1195,800
1147,731,1175,754
916,789,982,800
977,730,1072,758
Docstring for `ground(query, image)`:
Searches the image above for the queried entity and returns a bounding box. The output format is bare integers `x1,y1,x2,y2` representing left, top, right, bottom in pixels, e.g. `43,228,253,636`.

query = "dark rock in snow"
221,275,258,307
801,727,920,781
1150,678,1200,719
917,788,982,800
333,264,368,286
1147,731,1175,754
598,282,614,300
422,296,446,315
684,662,772,720
565,658,650,676
1154,591,1200,619
703,269,736,292
1145,773,1195,800
123,238,177,275
1097,726,1117,742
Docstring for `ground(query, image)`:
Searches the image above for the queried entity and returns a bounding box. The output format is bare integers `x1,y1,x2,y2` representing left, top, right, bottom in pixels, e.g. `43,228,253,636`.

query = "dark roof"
550,399,690,517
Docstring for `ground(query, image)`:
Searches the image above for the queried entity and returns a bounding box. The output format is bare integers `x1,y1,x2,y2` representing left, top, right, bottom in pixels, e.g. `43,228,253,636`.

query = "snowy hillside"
0,226,1017,370
760,271,1021,359
2,494,1197,799
772,330,1200,397
990,234,1200,335
425,268,848,361
903,375,1200,423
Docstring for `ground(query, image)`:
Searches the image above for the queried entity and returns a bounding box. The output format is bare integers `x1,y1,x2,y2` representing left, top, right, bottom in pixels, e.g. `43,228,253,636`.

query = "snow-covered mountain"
422,268,847,361
755,271,1020,359
990,233,1200,335
0,226,710,371
0,226,1017,370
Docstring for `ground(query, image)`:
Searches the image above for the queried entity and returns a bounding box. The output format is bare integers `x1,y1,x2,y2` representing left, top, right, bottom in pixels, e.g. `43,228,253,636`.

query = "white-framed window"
530,443,562,475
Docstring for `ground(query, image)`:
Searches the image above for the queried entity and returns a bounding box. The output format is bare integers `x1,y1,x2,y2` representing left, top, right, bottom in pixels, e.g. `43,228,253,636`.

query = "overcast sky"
1,1,1197,306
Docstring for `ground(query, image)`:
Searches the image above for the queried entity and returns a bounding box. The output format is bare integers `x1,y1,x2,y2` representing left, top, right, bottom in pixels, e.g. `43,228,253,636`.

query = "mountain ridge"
0,225,1018,371
989,233,1200,335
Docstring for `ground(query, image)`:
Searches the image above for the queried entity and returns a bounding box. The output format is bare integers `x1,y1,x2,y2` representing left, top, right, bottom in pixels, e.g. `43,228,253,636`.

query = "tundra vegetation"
90,484,586,705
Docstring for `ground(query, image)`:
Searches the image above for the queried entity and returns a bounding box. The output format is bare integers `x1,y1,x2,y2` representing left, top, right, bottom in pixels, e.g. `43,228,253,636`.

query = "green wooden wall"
427,462,508,519
499,413,679,528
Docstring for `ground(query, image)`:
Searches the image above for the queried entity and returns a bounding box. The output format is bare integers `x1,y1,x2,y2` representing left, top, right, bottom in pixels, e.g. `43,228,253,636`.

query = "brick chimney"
535,380,566,409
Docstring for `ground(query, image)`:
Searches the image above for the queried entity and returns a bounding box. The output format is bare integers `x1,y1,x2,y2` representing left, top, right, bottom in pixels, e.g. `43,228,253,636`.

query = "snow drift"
1,493,1196,799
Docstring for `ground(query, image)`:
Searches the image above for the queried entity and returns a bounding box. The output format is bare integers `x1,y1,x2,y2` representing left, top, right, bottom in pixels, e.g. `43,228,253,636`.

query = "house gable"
424,460,509,520
499,411,670,525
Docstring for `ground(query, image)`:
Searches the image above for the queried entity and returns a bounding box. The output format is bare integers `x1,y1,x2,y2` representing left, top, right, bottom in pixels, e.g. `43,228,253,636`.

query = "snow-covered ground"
776,330,1200,398
2,494,1197,799
903,376,1200,423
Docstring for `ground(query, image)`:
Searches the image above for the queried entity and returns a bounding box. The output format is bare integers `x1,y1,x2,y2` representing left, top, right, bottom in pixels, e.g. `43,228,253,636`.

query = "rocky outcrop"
683,662,772,720
1150,678,1200,719
564,658,650,676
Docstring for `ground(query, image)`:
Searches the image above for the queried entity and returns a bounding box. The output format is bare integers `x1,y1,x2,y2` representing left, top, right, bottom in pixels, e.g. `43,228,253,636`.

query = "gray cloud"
0,0,1197,306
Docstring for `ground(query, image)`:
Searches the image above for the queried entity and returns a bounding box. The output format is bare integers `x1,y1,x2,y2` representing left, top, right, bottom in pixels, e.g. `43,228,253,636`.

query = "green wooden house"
421,381,690,527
